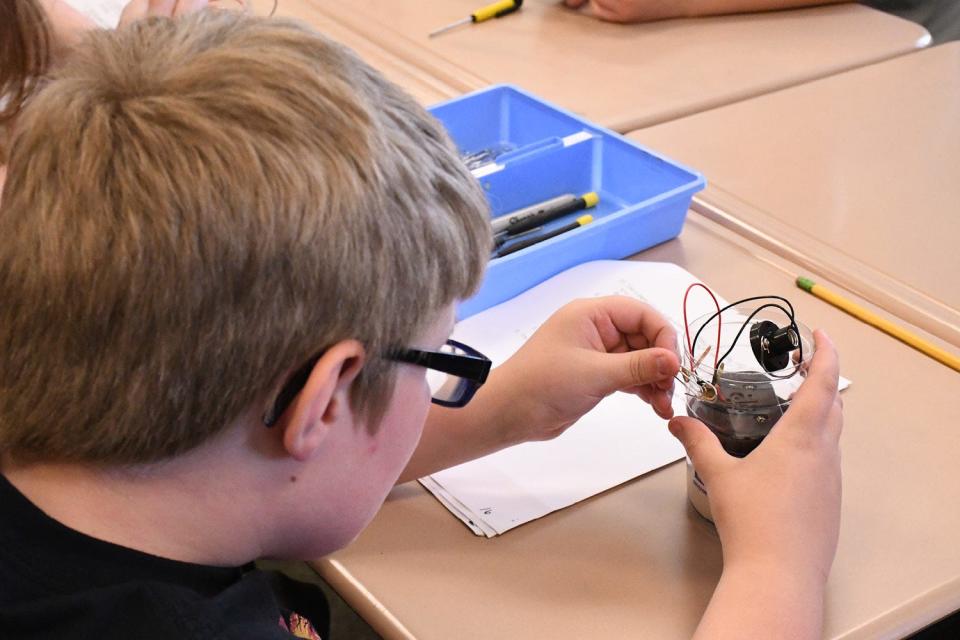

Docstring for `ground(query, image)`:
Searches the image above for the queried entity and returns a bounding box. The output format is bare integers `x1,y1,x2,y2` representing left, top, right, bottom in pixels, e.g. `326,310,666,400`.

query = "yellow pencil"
796,277,960,373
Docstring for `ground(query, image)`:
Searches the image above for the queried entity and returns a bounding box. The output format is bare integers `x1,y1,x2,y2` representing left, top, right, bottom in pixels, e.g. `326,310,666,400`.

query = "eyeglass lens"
424,342,473,403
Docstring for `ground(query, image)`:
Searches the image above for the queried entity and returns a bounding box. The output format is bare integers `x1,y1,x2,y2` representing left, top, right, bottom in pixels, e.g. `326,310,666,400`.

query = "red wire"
683,283,722,370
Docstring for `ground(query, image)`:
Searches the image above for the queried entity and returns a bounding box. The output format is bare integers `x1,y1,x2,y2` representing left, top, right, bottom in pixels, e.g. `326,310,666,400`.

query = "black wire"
690,295,795,358
689,295,803,383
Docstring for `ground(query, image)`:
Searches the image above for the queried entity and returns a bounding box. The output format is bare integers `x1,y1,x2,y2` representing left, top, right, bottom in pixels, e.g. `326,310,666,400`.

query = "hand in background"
563,0,686,23
563,0,850,23
119,0,200,25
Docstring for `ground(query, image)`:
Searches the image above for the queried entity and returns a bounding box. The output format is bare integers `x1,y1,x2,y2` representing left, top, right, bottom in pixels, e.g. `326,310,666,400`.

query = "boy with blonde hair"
0,11,843,639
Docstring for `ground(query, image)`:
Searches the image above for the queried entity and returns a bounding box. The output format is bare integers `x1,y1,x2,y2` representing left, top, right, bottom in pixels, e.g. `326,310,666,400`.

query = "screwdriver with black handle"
429,0,524,38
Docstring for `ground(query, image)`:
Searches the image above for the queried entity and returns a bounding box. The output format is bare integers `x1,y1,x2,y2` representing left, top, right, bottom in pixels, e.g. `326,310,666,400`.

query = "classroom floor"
257,560,382,640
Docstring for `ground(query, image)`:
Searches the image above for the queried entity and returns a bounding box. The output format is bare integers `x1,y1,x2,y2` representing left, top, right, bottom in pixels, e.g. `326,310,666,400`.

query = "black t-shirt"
0,474,329,639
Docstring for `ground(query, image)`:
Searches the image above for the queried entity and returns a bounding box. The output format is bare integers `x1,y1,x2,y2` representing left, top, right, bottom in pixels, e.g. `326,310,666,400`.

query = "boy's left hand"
483,296,680,446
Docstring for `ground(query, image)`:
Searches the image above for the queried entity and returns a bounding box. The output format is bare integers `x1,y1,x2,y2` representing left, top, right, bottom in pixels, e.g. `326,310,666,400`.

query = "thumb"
668,416,733,480
564,0,588,7
596,347,678,392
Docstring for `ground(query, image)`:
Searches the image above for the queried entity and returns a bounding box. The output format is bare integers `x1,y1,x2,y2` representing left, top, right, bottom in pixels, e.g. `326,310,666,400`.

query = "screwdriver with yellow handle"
429,0,524,38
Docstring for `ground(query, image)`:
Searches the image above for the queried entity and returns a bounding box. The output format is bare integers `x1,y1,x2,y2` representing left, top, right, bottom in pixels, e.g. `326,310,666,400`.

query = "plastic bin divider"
494,136,563,165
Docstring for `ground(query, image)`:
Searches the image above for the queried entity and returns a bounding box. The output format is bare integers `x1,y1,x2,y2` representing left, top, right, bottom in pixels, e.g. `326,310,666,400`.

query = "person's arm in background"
41,0,212,56
42,0,96,49
564,0,850,22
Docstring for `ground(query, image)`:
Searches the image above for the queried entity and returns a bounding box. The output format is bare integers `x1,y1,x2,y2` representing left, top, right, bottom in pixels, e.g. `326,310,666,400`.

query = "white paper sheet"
421,261,850,537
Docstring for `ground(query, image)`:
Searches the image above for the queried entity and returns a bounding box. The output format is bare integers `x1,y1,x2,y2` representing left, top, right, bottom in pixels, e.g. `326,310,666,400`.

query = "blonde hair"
0,12,491,464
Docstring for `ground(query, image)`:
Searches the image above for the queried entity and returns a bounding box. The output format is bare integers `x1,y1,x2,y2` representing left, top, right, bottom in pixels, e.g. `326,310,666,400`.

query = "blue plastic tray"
428,85,705,319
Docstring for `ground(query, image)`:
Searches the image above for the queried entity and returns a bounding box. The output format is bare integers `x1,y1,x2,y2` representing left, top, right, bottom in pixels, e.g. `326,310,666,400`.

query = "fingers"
808,330,841,396
209,0,248,11
627,383,674,419
118,0,149,25
668,416,733,479
586,0,625,22
783,330,841,433
602,347,677,418
651,387,674,419
597,346,679,393
564,296,679,401
564,0,589,7
581,0,682,23
119,0,208,25
147,0,177,16
586,0,641,22
589,295,679,356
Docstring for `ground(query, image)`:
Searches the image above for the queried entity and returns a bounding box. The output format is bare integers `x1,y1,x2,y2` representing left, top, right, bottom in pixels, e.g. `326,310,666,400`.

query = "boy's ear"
278,340,366,462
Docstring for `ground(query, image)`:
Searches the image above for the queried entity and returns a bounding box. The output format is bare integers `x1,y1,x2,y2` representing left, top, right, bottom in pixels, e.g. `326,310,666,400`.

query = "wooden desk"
307,1,928,131
312,214,960,640
249,0,460,105
630,43,960,350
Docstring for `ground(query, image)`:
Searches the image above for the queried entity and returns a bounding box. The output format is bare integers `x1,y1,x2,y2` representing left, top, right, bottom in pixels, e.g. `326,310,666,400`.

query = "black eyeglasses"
390,339,491,408
263,339,491,426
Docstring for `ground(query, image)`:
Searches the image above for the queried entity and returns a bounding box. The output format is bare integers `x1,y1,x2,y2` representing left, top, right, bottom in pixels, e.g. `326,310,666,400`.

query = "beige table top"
306,0,928,131
630,42,960,350
313,214,960,640
249,0,460,105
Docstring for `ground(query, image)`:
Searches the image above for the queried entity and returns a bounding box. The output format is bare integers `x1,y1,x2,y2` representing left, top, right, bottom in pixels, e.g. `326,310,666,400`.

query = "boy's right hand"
668,329,843,585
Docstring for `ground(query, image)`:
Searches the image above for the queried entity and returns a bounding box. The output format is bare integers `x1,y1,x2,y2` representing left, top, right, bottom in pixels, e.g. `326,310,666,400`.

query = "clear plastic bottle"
680,304,814,521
